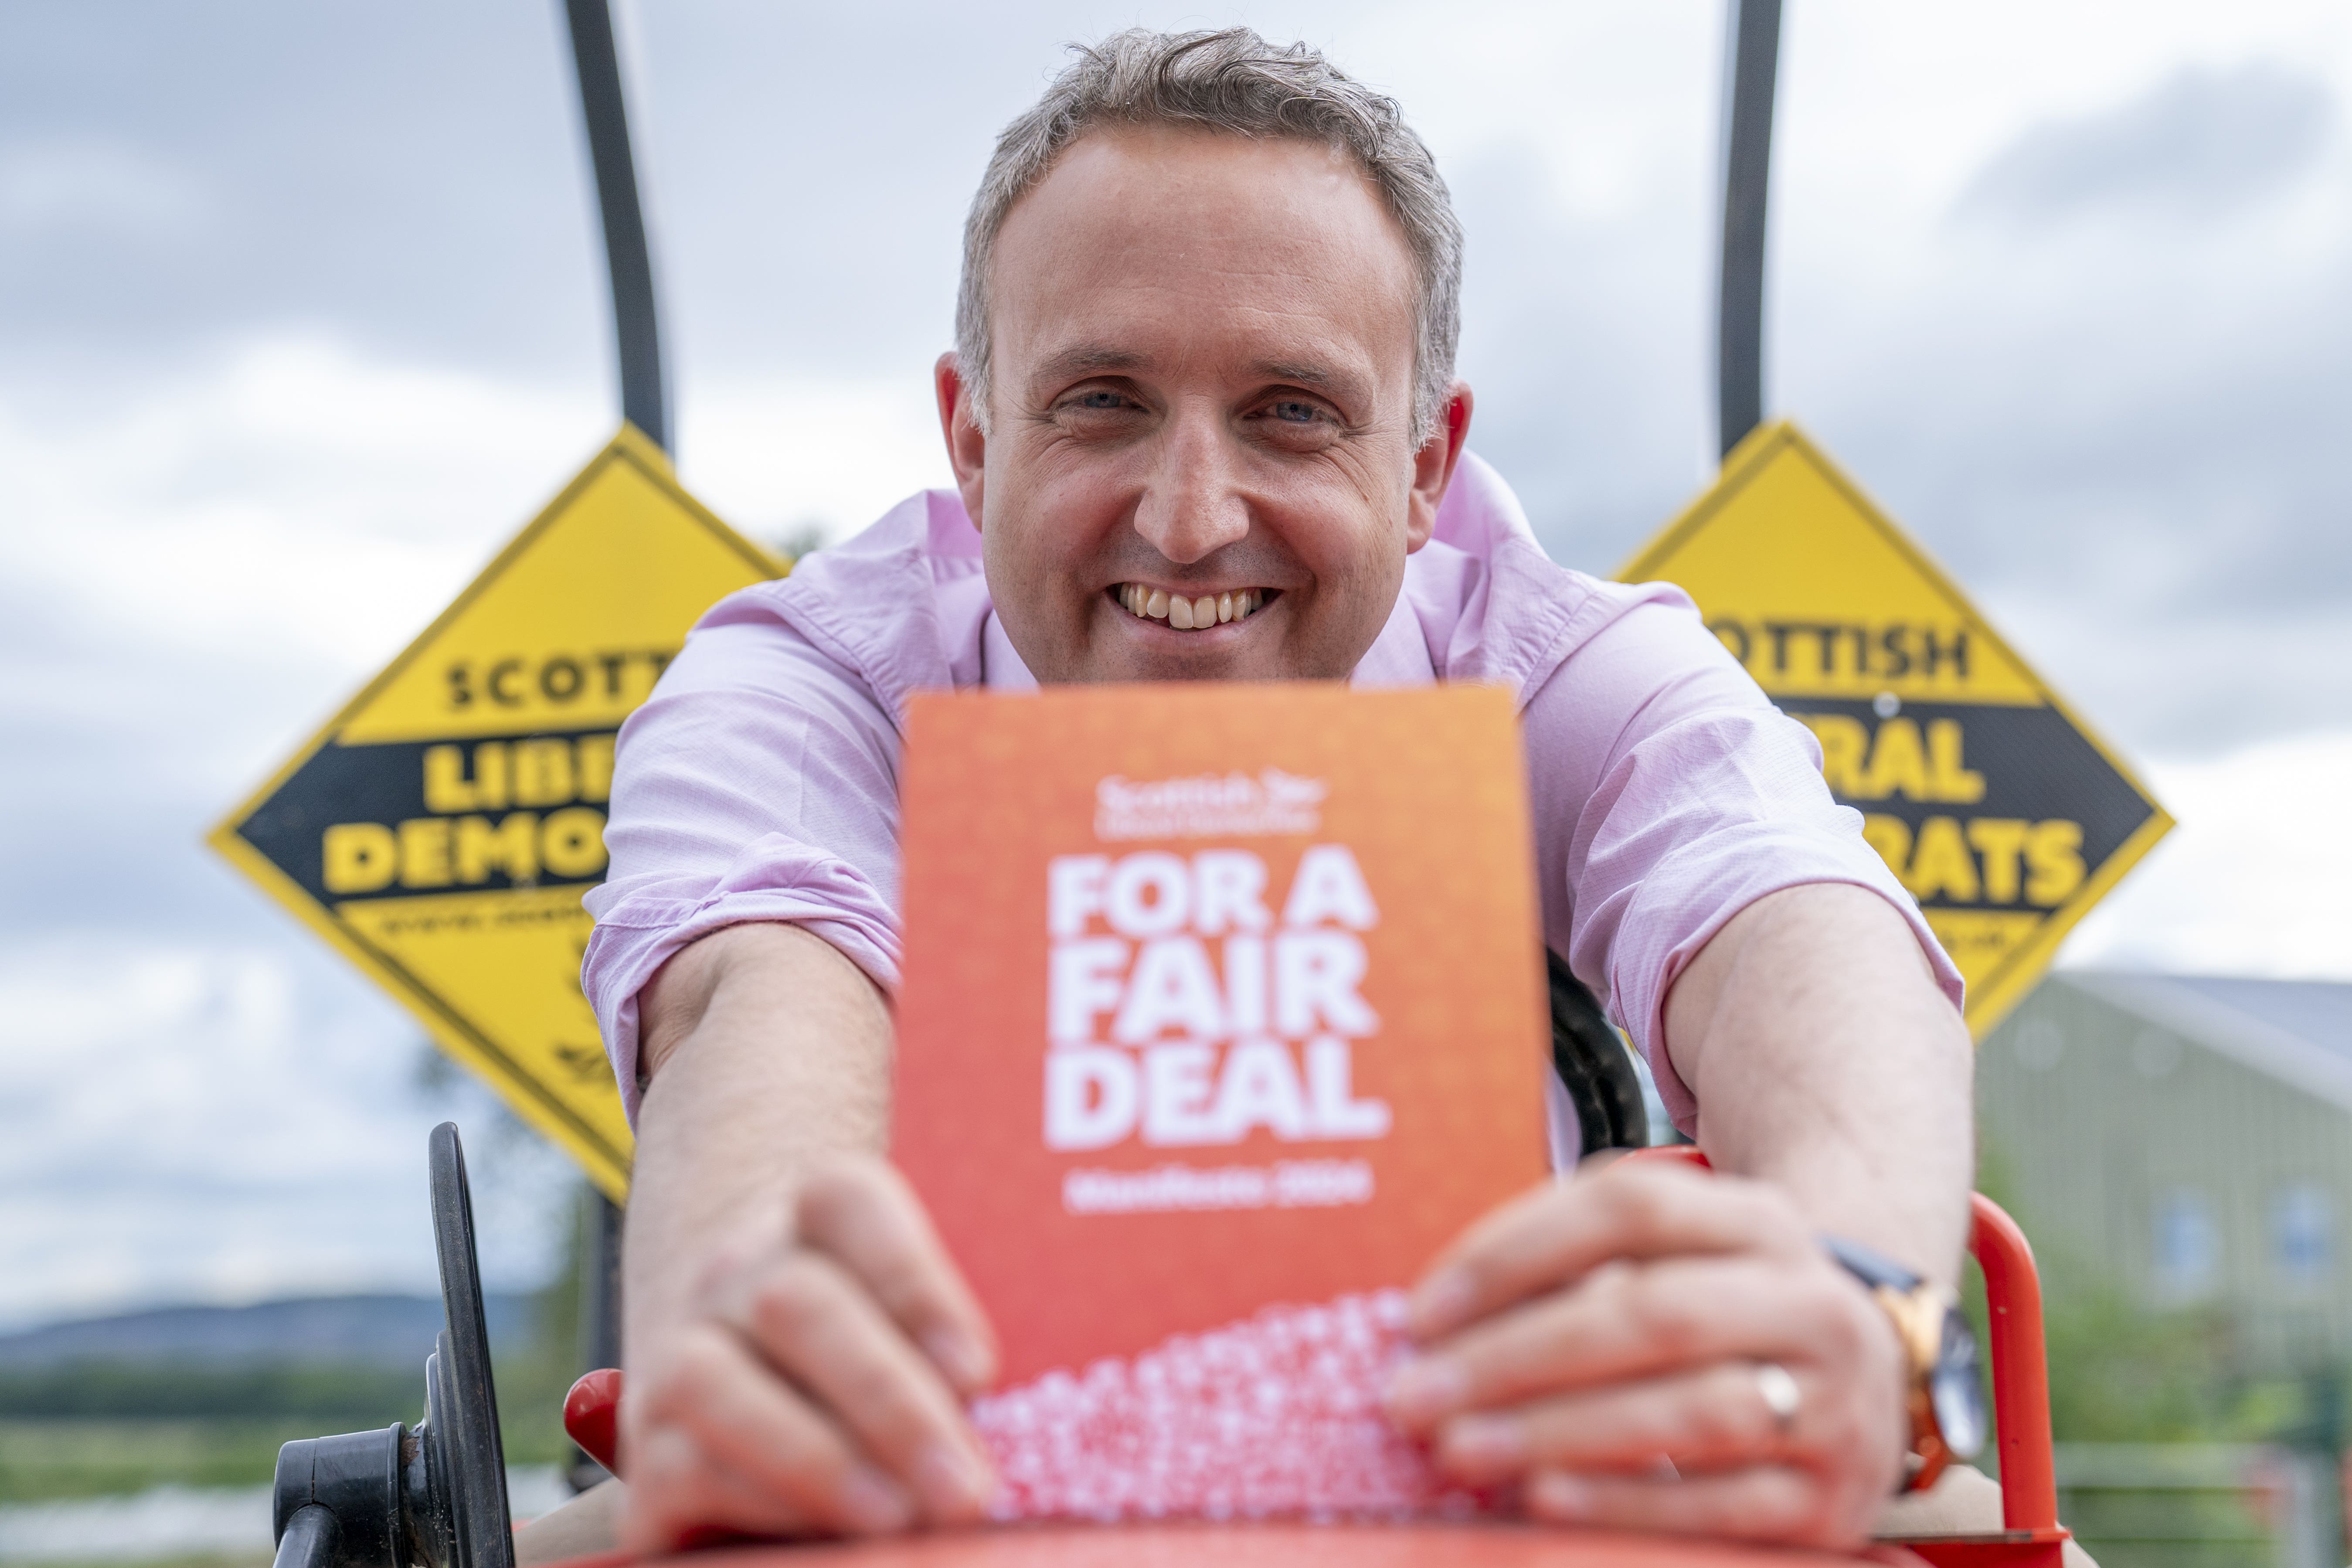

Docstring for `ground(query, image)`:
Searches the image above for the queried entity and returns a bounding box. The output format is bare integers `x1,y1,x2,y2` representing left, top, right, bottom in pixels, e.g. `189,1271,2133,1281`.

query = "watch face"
1931,1309,1988,1460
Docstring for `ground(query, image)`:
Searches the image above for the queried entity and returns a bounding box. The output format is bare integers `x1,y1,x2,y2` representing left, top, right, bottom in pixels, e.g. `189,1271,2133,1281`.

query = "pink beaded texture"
971,1290,1490,1523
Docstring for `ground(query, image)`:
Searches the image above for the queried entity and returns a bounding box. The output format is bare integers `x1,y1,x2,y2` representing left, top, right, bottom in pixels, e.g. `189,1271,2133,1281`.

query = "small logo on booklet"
1095,769,1328,840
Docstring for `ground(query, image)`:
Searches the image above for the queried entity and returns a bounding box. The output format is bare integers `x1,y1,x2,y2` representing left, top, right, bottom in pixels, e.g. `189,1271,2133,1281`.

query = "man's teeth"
1118,585,1264,628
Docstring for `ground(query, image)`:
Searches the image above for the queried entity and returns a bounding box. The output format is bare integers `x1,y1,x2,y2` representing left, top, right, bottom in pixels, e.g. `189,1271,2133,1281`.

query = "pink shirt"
583,454,1960,1151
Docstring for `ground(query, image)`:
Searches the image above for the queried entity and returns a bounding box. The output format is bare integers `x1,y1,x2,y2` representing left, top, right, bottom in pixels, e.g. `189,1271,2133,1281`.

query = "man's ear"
1404,381,1474,554
935,352,988,529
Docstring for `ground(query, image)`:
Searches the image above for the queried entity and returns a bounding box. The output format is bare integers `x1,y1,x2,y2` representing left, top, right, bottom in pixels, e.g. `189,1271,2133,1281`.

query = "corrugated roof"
2058,971,2352,1115
2162,977,2352,1062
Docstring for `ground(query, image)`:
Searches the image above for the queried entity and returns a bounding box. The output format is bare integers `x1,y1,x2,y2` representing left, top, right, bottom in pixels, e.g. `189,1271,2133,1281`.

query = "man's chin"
1077,645,1291,684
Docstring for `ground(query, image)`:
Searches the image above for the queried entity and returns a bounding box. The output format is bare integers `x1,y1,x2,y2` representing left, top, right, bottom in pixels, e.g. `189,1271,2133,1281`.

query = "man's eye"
1268,400,1322,424
1069,390,1129,412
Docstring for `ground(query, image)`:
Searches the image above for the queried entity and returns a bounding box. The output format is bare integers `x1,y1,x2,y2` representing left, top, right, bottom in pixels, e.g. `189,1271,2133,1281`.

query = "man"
578,27,1973,1557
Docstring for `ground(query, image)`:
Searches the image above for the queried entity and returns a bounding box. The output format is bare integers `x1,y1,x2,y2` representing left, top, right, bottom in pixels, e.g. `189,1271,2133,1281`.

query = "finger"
1526,1466,1841,1547
1409,1162,1810,1340
1432,1361,1804,1483
719,1247,995,1524
1389,1252,1863,1428
619,1424,814,1550
798,1157,1000,1393
629,1321,916,1538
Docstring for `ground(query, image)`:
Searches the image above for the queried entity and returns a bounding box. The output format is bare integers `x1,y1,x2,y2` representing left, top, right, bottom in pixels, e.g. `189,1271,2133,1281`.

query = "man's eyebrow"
1026,347,1372,404
1250,360,1338,388
1251,359,1374,407
1030,345,1150,385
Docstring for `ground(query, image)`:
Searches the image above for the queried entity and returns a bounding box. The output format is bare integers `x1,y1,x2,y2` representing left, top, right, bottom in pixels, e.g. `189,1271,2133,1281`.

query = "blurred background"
3,1,2349,1563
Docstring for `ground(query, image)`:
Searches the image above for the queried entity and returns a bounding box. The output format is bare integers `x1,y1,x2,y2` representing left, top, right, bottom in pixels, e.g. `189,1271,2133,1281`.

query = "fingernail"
838,1464,914,1535
1442,1413,1527,1471
1383,1356,1468,1425
916,1440,996,1517
1529,1471,1594,1521
923,1327,995,1391
1411,1269,1477,1337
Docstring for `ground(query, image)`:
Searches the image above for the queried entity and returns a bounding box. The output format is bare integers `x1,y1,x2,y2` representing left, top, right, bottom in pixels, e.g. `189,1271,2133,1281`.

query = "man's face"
941,125,1468,684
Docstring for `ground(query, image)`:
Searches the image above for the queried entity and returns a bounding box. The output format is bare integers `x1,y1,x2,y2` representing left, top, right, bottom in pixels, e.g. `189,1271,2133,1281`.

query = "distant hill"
0,1293,537,1371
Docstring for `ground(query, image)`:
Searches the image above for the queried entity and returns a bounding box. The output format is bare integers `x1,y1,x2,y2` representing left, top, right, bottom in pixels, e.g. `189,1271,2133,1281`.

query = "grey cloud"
0,1,604,385
0,138,209,237
0,567,364,941
1960,62,2335,224
1776,56,2352,755
1446,144,1713,575
11,2,2352,1322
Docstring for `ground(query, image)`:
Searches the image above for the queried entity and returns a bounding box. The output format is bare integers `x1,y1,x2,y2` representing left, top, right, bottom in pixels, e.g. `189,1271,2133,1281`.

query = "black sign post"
1717,0,1782,460
557,0,665,1485
564,0,670,455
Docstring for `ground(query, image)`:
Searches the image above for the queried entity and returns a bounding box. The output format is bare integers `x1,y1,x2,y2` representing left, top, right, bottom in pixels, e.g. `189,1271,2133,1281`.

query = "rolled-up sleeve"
1521,584,1962,1136
582,590,907,1122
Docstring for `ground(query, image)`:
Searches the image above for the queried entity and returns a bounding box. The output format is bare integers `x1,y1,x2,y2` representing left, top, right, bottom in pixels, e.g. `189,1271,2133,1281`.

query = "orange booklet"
892,683,1553,1520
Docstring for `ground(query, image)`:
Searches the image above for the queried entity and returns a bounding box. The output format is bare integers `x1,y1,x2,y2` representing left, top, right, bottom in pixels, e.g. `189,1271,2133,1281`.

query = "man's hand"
1384,1158,1907,1548
619,1154,1001,1550
624,925,1004,1547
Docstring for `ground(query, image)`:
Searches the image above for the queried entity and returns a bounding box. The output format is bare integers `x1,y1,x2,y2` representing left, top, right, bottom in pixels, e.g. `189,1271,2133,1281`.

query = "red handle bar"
1625,1146,2055,1533
561,1158,2060,1537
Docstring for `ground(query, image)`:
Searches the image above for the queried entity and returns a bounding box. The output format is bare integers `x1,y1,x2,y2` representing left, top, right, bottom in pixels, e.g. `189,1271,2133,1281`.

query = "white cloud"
8,0,2352,1330
0,138,205,238
0,333,967,1330
0,337,602,676
681,377,948,548
2060,729,2352,980
0,930,576,1331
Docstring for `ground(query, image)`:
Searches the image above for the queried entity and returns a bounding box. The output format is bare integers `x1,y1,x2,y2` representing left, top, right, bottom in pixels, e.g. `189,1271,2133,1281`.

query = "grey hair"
954,27,1464,445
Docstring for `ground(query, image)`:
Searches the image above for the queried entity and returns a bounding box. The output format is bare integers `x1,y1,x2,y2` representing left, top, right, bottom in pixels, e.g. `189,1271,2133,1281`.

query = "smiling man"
575,27,1976,1558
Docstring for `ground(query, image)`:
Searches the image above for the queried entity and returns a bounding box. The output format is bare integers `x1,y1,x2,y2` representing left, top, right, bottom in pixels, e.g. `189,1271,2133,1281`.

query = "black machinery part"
428,1121,515,1564
269,1123,513,1568
1547,949,1649,1153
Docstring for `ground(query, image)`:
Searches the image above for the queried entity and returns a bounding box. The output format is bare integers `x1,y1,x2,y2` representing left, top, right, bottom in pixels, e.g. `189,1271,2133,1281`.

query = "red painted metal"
619,1523,1894,1567
1966,1196,2055,1533
543,1151,2070,1565
1623,1146,2066,1561
565,1366,625,1477
1899,1538,2065,1568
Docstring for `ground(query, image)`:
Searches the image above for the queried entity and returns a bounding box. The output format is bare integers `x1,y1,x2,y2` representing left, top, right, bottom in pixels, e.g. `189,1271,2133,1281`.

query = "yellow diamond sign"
210,425,783,1197
1620,420,2171,1036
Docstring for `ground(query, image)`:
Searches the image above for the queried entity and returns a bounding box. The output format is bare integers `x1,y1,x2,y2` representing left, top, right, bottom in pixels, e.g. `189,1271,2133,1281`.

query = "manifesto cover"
893,683,1552,1520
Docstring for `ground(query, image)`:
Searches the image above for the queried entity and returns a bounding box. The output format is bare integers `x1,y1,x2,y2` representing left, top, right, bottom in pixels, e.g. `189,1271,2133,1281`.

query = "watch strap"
1823,1233,1924,1295
1822,1235,1954,1493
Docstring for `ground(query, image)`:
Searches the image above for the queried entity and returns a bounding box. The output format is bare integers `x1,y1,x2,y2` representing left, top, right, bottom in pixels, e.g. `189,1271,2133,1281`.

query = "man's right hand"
617,1154,1001,1550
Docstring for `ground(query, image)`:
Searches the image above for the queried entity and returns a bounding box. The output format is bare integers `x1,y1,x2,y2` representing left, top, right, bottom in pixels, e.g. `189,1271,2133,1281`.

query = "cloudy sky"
3,0,2348,1328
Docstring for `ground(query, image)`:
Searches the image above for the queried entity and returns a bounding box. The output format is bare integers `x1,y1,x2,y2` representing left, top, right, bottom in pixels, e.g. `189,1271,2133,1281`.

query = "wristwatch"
1824,1236,1986,1492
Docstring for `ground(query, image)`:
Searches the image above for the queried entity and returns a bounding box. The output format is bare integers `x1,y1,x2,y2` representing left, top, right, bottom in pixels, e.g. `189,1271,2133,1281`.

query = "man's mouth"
1112,584,1274,630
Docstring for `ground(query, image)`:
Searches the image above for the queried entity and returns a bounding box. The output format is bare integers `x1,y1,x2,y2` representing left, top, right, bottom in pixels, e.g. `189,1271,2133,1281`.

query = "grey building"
1979,972,2352,1370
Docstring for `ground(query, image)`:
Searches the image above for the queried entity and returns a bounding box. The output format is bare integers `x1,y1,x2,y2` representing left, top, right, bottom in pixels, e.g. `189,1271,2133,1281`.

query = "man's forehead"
1000,125,1406,264
992,127,1417,393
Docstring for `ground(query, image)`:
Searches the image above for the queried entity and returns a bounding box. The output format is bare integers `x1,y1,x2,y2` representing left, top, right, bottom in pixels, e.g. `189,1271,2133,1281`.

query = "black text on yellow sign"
1619,421,2170,1037
211,426,784,1198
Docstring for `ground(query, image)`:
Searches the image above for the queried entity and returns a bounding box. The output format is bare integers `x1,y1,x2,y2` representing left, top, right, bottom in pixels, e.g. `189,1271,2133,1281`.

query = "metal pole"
562,0,670,453
557,0,657,1489
565,1187,625,1491
579,1191,623,1375
1716,0,1782,459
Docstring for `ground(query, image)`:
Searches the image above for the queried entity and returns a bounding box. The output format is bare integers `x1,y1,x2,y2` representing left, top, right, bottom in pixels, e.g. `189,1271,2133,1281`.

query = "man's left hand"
1383,1156,1908,1548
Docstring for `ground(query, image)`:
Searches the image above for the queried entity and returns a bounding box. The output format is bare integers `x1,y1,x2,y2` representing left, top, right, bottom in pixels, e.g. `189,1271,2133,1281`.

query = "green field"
0,1416,315,1503
0,1355,569,1505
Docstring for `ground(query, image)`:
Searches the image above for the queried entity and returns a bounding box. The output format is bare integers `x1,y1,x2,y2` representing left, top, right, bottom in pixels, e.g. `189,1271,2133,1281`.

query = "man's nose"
1130,408,1250,565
